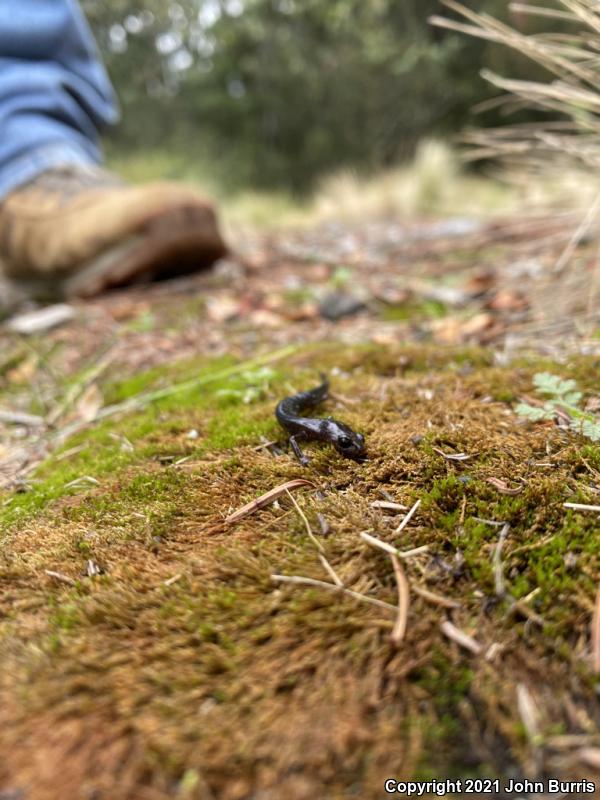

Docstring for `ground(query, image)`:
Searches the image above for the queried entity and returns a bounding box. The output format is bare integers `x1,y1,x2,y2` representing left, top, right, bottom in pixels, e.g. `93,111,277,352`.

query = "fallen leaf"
431,317,463,345
486,289,529,312
461,312,495,337
433,447,473,462
206,295,240,323
486,477,524,495
7,354,39,385
281,303,319,321
248,309,284,328
107,298,151,321
75,383,103,423
584,396,600,413
464,270,495,296
305,263,331,281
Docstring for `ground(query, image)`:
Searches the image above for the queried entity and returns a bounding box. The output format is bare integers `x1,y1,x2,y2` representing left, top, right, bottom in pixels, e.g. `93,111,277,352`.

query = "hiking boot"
0,165,228,299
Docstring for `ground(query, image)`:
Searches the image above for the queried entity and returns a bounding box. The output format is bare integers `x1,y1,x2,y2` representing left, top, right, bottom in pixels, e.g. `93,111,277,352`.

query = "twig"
390,554,410,645
459,494,467,525
64,475,100,489
370,501,408,512
509,599,545,627
271,574,397,612
46,347,115,427
398,545,429,558
432,447,473,462
473,517,506,527
318,554,343,587
360,531,429,559
492,522,510,597
564,502,600,512
54,444,87,462
592,585,600,674
0,409,45,427
316,512,330,536
253,439,279,452
440,620,482,655
44,570,76,586
578,747,600,770
412,584,460,609
285,488,324,553
360,531,397,555
553,190,600,275
395,499,421,534
225,479,315,524
517,683,541,745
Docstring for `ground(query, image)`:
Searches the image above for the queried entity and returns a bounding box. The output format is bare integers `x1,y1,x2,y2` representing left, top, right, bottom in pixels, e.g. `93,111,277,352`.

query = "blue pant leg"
0,0,119,198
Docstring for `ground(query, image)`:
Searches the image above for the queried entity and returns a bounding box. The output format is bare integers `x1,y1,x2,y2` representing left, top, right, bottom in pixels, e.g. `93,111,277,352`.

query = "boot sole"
8,205,227,300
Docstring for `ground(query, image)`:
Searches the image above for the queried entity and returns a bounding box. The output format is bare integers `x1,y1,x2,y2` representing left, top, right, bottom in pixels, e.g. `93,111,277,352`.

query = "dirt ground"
0,213,599,800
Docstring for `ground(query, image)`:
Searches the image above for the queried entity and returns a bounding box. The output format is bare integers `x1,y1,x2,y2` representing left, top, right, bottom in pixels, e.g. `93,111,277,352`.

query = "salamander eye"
338,436,353,449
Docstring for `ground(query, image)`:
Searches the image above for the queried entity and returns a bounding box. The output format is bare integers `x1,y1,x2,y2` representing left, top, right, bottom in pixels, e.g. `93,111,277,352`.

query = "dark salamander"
275,378,366,466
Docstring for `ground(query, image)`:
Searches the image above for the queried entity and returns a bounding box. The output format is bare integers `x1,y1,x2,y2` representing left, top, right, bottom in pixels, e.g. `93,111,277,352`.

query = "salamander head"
330,421,366,461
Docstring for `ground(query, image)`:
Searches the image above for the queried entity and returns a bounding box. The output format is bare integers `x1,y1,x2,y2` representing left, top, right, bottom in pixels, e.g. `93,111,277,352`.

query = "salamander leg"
289,435,310,466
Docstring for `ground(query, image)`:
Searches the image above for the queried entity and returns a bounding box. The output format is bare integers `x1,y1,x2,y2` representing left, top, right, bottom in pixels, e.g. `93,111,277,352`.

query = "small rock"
6,303,76,334
410,280,470,307
319,291,365,321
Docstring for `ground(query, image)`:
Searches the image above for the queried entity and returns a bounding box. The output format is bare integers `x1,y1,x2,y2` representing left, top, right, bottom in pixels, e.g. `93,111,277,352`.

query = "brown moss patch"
0,348,599,798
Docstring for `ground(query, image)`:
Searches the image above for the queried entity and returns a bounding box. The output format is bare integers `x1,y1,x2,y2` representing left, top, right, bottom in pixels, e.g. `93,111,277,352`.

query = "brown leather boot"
0,165,228,299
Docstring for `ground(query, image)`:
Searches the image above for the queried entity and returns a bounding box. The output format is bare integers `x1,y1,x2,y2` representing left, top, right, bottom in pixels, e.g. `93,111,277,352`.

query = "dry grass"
431,1,600,213
313,140,519,221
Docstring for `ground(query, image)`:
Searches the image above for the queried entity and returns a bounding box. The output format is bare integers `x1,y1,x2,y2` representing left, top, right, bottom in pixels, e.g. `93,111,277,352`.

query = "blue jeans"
0,0,117,199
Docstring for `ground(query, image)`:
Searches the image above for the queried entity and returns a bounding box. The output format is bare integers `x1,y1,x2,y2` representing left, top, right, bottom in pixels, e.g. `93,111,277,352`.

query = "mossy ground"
0,341,599,799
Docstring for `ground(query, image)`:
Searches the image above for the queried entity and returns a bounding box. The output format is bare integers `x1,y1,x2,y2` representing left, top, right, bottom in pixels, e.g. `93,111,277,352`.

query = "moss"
380,299,448,322
1,341,600,797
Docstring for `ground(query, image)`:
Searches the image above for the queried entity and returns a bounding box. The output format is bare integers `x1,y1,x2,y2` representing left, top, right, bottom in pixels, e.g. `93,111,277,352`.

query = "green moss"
0,352,295,532
51,601,81,632
381,299,448,322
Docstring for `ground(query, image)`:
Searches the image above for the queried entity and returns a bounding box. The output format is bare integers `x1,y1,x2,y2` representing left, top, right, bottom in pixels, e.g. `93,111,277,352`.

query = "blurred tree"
81,0,548,192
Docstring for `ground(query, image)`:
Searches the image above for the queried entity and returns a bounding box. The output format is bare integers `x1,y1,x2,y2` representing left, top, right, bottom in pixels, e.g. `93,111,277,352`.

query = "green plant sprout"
515,372,600,441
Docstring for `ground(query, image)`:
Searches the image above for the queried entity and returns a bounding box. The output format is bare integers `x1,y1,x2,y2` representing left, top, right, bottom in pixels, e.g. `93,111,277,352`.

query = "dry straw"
431,1,600,336
430,1,600,173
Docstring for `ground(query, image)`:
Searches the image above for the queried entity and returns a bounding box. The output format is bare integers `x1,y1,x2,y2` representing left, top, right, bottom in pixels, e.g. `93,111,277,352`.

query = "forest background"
84,1,561,199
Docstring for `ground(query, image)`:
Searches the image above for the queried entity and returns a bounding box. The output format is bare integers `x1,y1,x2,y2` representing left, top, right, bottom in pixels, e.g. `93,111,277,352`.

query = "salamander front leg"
289,435,310,466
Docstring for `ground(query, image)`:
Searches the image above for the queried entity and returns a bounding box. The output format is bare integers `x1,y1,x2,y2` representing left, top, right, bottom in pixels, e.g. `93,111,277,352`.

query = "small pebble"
6,303,76,334
319,291,365,321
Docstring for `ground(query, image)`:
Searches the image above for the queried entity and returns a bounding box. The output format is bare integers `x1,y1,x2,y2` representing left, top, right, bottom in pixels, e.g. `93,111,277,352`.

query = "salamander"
275,377,366,466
